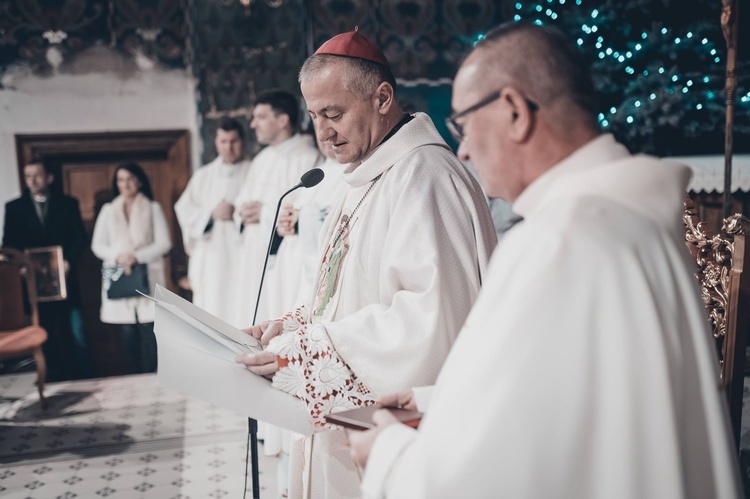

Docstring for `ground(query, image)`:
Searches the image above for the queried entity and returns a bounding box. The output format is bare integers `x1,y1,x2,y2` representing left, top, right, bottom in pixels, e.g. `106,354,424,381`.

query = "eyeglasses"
445,89,539,143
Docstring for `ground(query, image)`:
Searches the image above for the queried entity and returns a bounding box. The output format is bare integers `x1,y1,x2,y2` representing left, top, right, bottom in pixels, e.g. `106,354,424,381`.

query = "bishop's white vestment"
267,113,497,498
174,157,250,324
361,134,742,499
232,134,321,327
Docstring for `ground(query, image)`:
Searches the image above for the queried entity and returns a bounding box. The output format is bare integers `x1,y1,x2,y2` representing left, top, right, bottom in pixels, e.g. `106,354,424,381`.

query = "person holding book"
350,23,741,499
91,162,171,373
3,159,93,380
236,29,497,498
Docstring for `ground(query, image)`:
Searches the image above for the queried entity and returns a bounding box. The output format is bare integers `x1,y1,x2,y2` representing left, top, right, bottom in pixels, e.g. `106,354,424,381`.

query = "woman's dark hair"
112,162,154,200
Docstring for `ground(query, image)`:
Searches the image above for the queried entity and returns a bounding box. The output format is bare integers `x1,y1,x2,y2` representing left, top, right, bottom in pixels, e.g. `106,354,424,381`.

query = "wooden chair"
683,204,750,447
0,247,49,410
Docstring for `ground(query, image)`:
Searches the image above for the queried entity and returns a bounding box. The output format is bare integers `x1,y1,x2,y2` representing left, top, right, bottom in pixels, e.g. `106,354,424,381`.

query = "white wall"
0,57,200,242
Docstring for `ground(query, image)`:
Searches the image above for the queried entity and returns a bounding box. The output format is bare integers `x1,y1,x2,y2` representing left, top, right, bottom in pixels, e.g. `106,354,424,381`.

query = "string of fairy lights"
490,1,750,137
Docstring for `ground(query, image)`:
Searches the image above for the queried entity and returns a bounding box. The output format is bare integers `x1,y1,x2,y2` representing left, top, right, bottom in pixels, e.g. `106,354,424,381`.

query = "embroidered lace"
266,306,375,428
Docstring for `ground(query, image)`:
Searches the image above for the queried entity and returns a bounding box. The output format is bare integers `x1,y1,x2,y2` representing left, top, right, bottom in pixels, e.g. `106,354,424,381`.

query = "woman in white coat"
91,163,171,373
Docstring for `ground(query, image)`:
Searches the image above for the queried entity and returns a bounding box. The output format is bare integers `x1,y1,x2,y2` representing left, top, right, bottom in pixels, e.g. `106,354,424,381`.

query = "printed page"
148,287,313,435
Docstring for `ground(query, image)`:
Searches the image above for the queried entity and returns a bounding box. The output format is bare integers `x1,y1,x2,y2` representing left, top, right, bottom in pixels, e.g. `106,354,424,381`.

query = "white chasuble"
362,135,741,499
233,134,322,327
174,157,250,324
265,113,497,499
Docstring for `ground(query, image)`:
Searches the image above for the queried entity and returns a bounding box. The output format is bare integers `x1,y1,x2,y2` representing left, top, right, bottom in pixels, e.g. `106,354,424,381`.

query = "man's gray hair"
299,54,397,98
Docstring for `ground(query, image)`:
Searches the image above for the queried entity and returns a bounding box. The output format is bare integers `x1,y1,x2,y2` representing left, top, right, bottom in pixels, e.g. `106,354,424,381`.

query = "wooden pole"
722,0,739,217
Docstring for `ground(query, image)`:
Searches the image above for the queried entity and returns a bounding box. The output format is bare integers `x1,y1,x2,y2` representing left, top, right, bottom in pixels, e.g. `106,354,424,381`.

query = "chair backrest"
683,204,750,447
0,247,39,331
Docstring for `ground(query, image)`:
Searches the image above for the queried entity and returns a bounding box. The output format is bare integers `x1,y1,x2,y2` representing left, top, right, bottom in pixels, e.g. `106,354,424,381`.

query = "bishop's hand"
235,351,279,379
241,320,283,345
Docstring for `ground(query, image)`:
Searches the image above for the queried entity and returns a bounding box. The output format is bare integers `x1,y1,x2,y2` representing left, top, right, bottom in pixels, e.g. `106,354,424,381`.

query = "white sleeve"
174,173,214,247
411,386,434,413
233,172,255,232
134,203,173,263
361,424,424,499
90,204,119,263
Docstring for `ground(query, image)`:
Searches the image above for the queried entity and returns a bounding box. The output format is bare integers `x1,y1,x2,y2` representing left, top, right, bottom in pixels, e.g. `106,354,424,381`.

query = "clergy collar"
343,112,451,188
378,113,413,147
512,134,629,220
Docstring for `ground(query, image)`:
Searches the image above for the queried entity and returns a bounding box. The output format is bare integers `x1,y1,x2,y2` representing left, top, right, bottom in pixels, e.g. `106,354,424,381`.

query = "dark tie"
36,200,48,225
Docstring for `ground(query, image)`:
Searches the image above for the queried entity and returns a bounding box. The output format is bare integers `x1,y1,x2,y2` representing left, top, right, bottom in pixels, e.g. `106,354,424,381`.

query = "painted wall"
0,60,199,242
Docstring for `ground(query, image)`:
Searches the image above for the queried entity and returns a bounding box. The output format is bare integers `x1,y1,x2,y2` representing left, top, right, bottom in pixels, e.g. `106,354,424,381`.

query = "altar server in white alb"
264,138,347,321
174,118,251,324
233,90,322,326
236,30,497,498
351,23,742,499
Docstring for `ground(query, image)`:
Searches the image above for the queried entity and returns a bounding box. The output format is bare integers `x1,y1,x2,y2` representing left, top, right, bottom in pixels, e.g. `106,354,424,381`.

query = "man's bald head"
468,23,599,135
452,23,602,201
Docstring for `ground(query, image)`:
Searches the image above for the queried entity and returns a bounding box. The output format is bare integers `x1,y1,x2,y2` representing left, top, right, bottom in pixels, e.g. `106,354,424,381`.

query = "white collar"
343,112,450,188
513,134,629,219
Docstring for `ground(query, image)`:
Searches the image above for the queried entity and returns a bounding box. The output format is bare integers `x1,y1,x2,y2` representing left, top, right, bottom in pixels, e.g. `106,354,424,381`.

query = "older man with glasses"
351,22,741,499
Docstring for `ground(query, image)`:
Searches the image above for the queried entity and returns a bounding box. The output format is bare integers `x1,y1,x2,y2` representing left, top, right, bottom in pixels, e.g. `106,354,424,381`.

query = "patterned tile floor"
0,373,280,498
8,371,748,498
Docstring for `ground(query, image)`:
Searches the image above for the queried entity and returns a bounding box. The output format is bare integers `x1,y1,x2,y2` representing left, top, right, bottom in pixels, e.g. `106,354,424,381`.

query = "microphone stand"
253,182,304,325
246,182,306,499
241,168,323,498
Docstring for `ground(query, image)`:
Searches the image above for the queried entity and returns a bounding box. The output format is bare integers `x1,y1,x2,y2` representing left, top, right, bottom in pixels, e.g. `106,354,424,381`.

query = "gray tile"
0,373,279,499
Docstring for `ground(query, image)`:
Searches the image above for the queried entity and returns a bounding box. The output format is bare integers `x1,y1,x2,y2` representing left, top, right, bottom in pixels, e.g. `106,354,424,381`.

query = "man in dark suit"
3,160,93,380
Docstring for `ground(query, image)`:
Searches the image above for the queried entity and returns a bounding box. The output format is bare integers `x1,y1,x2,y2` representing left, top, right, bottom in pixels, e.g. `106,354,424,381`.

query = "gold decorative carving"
683,206,750,378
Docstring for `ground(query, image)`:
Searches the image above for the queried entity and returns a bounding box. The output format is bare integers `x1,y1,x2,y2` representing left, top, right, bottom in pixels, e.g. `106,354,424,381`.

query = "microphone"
298,167,325,189
244,167,324,499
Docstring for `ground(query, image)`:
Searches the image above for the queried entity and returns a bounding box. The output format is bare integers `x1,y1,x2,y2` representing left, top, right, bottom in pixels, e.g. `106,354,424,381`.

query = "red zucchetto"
313,26,389,67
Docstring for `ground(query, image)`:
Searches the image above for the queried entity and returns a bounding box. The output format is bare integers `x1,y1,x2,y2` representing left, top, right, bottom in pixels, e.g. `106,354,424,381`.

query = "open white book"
145,284,313,435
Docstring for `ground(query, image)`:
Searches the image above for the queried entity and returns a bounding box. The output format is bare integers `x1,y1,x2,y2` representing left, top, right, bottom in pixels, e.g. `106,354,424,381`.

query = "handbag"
102,263,150,299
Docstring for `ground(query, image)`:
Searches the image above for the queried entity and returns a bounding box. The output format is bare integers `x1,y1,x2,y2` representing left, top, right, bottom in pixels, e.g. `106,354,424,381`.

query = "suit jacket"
3,191,87,306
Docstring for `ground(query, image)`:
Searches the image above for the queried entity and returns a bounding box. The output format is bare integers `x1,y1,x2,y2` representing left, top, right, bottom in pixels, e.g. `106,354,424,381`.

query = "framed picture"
25,245,67,302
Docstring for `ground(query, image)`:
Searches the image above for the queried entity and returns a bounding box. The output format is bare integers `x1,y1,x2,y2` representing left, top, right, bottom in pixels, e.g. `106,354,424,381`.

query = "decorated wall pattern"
309,0,504,81
1,0,748,160
0,0,187,76
190,0,307,164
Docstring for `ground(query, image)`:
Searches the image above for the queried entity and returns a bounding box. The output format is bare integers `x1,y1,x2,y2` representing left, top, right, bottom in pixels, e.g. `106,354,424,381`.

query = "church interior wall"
0,61,199,242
